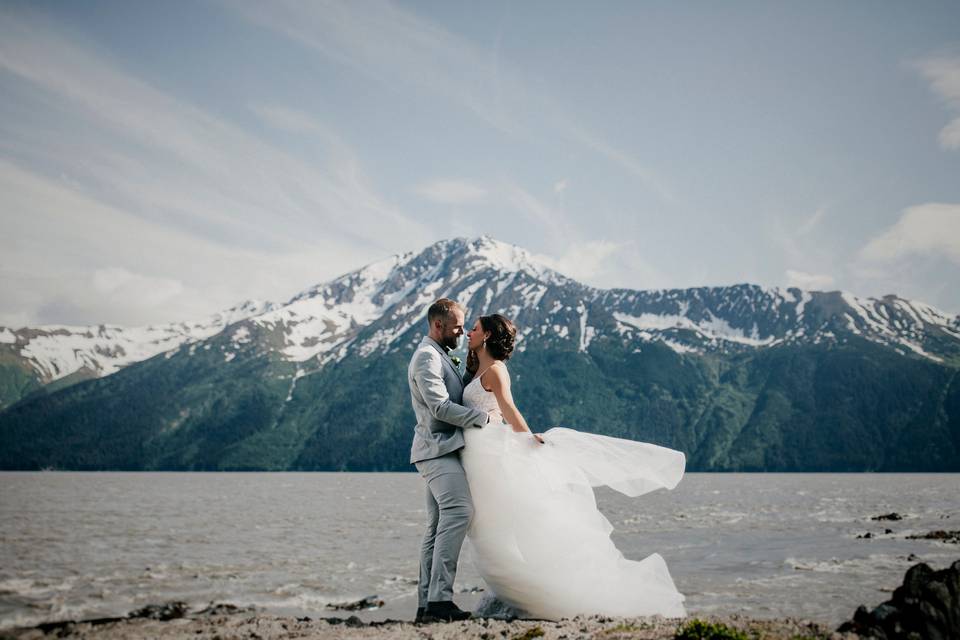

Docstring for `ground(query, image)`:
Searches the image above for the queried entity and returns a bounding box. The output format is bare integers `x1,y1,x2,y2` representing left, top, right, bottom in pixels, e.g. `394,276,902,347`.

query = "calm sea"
0,472,957,630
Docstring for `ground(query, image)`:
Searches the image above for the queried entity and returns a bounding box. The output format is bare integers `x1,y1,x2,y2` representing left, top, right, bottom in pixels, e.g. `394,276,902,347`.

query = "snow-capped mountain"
2,235,959,408
0,299,275,385
147,236,960,371
4,236,959,472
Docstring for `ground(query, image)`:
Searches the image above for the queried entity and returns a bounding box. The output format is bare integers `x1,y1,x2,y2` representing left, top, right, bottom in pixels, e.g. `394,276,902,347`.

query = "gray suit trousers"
415,450,474,605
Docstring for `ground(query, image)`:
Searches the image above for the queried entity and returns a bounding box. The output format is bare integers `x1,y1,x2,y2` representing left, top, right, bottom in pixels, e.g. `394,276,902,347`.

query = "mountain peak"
448,235,570,285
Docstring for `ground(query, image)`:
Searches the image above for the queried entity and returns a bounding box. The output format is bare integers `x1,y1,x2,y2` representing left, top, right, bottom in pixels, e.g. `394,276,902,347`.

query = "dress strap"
474,361,500,383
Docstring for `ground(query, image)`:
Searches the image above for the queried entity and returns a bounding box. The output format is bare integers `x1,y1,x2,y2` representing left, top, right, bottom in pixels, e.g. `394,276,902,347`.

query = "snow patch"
663,339,697,354
457,279,488,312
577,302,594,352
613,312,775,347
522,284,548,309
899,339,944,363
795,291,812,319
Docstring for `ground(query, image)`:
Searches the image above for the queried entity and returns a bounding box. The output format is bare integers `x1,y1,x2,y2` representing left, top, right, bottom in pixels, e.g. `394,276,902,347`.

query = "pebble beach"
0,605,847,640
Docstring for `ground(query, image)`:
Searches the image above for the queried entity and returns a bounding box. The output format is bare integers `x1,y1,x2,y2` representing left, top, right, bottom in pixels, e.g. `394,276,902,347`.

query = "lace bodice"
463,369,502,419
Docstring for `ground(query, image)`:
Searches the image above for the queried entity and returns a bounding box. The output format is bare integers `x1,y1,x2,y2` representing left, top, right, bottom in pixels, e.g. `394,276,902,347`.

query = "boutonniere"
450,356,462,368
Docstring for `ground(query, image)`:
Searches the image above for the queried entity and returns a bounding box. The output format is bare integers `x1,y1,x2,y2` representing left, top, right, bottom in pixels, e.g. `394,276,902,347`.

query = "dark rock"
895,563,935,601
196,603,253,616
325,595,384,611
873,513,904,521
26,601,190,635
849,605,871,627
367,619,405,627
34,617,126,634
321,615,371,627
906,530,960,544
127,601,190,621
857,532,874,539
838,560,960,639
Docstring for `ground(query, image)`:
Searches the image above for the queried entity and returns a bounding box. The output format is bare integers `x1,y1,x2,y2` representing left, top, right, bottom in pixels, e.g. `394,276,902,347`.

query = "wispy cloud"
858,202,960,264
785,269,835,290
562,122,679,207
225,0,681,209
0,8,429,247
0,7,434,326
249,104,333,137
797,206,828,235
914,55,960,150
503,184,561,227
0,159,371,327
414,180,488,205
533,239,671,291
498,183,673,289
92,267,185,307
225,0,520,135
533,240,623,282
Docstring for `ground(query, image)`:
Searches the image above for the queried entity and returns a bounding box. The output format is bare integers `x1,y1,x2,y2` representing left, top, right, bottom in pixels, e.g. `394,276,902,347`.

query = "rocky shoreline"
3,560,957,640
0,605,844,640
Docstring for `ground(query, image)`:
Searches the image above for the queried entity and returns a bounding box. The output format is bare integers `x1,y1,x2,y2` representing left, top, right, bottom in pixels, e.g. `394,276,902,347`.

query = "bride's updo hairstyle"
479,314,517,361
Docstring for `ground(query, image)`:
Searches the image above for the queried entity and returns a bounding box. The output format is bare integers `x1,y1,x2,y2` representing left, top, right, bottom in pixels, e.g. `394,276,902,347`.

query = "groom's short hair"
427,298,463,325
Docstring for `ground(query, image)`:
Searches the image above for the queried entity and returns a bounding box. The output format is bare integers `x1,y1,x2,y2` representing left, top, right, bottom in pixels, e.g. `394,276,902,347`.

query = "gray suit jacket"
409,336,488,464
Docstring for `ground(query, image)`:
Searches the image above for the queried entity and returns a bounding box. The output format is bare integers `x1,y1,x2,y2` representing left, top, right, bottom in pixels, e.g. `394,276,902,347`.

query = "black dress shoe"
415,606,426,623
422,600,472,622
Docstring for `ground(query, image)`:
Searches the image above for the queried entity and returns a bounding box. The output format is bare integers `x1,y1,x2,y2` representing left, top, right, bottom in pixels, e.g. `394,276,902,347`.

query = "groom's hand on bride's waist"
533,433,545,444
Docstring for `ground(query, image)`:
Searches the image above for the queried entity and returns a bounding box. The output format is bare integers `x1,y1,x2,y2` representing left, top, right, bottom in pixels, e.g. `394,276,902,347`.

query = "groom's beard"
441,334,459,351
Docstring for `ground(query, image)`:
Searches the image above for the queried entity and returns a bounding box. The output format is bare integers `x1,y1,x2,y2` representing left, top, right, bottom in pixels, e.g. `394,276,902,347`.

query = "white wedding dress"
460,367,687,620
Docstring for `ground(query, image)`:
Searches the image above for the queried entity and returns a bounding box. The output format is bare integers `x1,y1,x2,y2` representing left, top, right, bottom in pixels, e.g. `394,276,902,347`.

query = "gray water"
0,472,957,630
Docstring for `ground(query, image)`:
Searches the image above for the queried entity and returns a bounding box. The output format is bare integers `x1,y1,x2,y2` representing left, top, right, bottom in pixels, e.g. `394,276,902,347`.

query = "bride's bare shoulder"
485,361,511,387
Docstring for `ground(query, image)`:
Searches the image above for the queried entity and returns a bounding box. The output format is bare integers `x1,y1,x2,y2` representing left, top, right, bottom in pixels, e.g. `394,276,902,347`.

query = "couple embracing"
409,298,686,623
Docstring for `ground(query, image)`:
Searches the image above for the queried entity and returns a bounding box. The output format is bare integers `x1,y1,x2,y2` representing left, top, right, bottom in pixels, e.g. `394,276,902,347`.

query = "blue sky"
2,0,959,327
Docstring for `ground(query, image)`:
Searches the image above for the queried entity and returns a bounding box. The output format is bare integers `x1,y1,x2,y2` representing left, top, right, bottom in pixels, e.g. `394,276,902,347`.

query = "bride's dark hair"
479,314,517,361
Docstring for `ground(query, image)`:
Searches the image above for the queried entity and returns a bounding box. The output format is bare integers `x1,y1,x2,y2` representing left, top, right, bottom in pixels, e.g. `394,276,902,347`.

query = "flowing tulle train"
460,413,686,620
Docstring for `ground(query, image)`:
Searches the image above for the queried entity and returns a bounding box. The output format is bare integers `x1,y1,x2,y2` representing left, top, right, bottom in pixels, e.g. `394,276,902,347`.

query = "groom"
409,298,491,623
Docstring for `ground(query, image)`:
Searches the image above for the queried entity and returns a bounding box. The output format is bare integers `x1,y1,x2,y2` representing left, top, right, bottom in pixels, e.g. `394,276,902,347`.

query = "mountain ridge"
1,236,958,472
2,236,957,413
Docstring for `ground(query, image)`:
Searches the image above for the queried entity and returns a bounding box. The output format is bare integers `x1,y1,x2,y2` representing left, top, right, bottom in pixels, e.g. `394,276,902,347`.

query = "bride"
459,313,687,620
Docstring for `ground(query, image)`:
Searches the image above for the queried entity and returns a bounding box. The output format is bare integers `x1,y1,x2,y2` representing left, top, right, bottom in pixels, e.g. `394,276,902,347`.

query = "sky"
1,0,959,328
